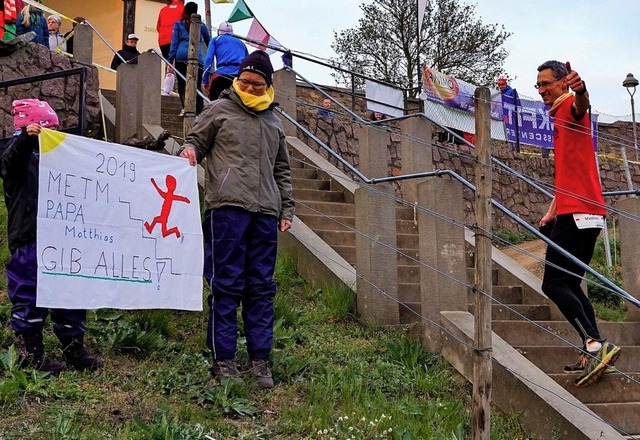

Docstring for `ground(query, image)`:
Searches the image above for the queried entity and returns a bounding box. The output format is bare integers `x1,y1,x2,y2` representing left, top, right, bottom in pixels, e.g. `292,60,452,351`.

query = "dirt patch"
500,239,547,279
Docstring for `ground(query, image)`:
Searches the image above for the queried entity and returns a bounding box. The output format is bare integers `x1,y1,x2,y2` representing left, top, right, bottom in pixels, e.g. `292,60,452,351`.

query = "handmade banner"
36,129,203,311
422,66,502,121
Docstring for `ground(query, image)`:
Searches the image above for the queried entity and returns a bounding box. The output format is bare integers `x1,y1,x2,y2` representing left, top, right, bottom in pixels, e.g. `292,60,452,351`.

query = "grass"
0,180,535,439
0,255,533,439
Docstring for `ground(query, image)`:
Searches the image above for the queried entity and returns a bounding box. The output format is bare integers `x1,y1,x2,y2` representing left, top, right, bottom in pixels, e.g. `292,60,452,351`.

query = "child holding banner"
0,99,103,374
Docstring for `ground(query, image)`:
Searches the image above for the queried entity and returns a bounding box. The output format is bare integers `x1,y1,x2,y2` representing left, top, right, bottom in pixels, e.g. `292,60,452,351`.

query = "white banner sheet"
36,129,203,310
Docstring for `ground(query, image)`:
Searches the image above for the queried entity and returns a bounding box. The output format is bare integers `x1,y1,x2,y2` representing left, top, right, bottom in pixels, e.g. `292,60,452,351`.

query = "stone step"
555,371,640,405
398,282,420,303
291,177,331,191
313,228,355,244
466,303,551,321
293,188,346,203
399,302,421,324
515,346,640,375
295,213,355,231
467,285,523,304
396,205,417,221
332,245,356,266
397,249,421,265
295,201,355,217
397,232,418,249
398,264,420,284
493,321,640,347
586,402,640,435
291,167,320,180
466,267,500,285
397,219,419,234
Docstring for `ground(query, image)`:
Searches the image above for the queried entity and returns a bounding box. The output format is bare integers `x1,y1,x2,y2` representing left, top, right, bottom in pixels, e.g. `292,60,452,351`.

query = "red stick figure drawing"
144,175,191,238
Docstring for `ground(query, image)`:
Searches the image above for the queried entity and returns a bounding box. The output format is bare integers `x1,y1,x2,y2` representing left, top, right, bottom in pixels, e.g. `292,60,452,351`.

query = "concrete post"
72,23,93,64
617,197,640,321
136,53,161,137
400,117,433,203
355,125,399,325
273,68,297,137
115,63,138,144
417,178,467,351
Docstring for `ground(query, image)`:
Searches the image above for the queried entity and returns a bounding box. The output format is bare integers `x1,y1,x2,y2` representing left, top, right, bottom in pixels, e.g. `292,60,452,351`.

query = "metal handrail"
0,68,87,138
276,106,640,309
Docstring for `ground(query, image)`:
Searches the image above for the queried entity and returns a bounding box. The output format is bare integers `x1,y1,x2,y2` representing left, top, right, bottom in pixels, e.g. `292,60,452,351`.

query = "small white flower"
323,429,328,434
388,428,393,433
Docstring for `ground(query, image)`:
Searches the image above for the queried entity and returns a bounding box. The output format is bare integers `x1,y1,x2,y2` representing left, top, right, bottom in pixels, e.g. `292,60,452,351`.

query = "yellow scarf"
232,78,275,112
549,92,573,117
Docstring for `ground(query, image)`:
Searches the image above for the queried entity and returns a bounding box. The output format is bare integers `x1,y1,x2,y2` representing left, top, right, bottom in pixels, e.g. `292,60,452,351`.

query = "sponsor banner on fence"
422,66,502,121
501,93,599,150
36,129,203,310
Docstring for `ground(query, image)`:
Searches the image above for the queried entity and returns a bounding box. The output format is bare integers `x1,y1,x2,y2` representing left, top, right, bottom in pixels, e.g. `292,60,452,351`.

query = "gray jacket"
182,90,294,221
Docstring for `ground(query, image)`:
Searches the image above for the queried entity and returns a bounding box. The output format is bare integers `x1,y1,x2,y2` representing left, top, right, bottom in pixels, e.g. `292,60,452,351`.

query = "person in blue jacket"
202,21,248,101
16,0,48,49
167,1,211,115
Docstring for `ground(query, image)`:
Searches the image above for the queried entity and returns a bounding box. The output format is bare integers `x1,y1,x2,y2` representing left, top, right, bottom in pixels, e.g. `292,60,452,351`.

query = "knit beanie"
238,50,274,86
47,14,61,25
183,1,197,16
12,99,59,130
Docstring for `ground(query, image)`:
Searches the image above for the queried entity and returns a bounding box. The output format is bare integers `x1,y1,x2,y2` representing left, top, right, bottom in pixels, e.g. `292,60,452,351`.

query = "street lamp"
620,73,638,191
623,73,639,163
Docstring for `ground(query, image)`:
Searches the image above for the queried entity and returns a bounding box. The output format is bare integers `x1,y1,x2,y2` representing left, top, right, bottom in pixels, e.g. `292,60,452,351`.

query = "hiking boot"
574,342,621,388
60,337,104,372
564,354,615,374
211,359,244,385
17,334,66,375
250,359,274,389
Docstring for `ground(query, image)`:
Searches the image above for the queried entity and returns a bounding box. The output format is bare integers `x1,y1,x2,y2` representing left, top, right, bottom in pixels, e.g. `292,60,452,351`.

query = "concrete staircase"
288,140,640,439
290,147,423,325
100,89,184,140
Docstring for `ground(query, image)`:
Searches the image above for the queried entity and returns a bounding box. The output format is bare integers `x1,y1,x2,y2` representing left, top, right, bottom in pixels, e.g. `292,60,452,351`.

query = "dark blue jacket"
0,129,39,253
16,10,49,49
167,19,210,64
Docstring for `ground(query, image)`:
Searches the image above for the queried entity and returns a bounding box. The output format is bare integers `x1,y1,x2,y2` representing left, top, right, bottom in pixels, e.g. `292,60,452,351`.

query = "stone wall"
0,42,101,139
294,84,639,231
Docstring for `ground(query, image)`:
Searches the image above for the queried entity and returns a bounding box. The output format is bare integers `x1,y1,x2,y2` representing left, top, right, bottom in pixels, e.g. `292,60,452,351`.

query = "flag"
418,0,427,34
213,0,234,3
247,18,281,54
228,0,253,22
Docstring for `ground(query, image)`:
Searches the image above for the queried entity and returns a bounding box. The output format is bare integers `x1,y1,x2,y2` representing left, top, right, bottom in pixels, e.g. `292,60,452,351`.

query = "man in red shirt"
156,0,184,58
537,60,620,388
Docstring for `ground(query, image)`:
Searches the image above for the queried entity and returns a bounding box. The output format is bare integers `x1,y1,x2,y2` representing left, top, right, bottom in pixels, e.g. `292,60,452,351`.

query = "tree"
331,0,511,91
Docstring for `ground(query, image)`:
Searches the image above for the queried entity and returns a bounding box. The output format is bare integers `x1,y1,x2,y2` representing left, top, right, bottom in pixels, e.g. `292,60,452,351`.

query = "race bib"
573,213,604,229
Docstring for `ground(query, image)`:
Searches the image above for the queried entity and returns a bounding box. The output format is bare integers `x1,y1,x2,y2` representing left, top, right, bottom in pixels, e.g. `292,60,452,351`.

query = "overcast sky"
196,0,640,119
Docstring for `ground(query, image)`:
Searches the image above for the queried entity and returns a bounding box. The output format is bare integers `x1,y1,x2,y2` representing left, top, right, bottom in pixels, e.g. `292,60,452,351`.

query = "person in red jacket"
156,0,184,58
536,60,620,388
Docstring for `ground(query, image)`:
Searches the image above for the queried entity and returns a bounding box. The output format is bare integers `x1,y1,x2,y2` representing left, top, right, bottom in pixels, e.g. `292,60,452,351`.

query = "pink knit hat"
11,99,60,131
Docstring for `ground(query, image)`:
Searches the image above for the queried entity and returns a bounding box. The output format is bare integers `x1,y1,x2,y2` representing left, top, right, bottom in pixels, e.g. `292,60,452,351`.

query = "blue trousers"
541,214,601,344
6,242,86,338
203,208,278,361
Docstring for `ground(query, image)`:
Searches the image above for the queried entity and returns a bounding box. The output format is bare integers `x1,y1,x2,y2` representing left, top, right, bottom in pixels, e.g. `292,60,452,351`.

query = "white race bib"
573,213,604,229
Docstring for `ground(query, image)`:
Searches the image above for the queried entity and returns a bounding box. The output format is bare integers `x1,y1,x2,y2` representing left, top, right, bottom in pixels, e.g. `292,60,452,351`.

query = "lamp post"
622,73,638,189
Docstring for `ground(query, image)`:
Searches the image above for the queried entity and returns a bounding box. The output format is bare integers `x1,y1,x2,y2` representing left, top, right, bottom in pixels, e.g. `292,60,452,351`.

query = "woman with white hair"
47,14,66,52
